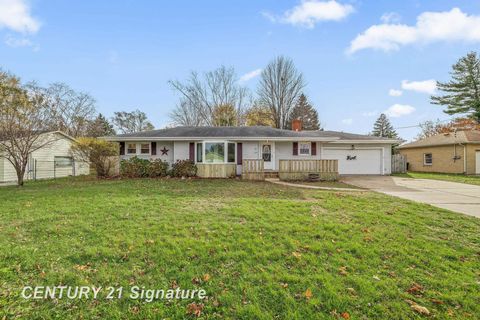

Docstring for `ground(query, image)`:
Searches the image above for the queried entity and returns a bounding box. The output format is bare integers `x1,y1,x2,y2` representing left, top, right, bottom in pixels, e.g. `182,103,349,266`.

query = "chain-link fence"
25,158,90,181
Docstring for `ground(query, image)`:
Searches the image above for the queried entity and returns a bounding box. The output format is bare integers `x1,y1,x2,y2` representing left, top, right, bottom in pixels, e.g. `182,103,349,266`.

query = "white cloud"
348,8,480,54
4,34,38,50
239,69,262,83
401,79,436,94
341,118,353,125
0,0,40,34
389,89,403,97
385,104,415,118
264,0,354,29
362,111,377,117
381,12,401,24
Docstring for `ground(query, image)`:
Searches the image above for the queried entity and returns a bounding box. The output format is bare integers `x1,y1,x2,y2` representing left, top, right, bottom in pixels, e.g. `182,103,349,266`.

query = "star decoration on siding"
160,146,169,156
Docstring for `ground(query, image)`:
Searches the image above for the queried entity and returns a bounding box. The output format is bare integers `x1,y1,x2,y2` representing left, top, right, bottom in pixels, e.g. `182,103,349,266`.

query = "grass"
0,177,479,319
283,180,362,189
394,172,480,186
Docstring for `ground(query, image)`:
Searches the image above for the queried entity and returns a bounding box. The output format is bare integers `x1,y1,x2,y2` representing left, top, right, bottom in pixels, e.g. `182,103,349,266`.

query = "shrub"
171,160,197,177
120,157,170,178
70,138,118,178
147,159,169,177
120,157,150,178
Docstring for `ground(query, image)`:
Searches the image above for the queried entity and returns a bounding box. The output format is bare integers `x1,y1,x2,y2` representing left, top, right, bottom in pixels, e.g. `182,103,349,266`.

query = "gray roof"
107,126,395,142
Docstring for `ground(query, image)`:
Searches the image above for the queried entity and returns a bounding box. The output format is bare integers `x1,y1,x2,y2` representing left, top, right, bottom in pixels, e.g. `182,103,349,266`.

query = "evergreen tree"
431,51,480,122
372,113,398,138
287,94,321,130
86,113,116,137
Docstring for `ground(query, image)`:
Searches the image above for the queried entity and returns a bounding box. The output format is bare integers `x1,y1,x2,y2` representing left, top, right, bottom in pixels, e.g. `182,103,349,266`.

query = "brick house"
397,131,480,175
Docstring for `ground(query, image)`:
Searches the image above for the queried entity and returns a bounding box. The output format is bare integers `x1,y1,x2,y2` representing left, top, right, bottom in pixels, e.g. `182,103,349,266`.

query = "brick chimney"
292,119,303,131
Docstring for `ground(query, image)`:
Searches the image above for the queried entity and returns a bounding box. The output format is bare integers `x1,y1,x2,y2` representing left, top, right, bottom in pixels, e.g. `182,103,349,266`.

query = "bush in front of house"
120,157,170,178
170,160,197,177
147,159,169,177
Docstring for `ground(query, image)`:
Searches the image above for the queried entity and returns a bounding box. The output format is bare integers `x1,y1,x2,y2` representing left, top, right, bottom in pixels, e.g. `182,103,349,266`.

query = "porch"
241,159,339,181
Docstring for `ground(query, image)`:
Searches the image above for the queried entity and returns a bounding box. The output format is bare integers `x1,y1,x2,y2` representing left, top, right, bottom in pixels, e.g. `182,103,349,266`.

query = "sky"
1,0,480,141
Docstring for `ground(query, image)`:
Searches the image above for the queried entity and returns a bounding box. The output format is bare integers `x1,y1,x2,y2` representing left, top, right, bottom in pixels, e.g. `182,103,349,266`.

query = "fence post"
72,159,76,177
34,159,37,181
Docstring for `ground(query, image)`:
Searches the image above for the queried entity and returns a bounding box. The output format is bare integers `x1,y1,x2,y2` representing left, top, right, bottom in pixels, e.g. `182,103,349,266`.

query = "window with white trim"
140,143,150,154
127,143,137,154
299,142,311,156
424,153,432,165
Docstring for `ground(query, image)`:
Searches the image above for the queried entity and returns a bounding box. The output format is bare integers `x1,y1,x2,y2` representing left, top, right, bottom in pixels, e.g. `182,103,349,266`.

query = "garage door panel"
323,149,382,175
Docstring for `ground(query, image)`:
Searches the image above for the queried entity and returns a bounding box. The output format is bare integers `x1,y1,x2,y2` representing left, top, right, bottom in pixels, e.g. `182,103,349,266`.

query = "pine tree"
287,94,321,130
86,113,116,137
431,51,480,122
372,113,398,138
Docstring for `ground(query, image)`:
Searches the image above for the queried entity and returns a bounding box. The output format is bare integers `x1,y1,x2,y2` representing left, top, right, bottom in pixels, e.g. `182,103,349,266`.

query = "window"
424,153,432,165
205,142,225,163
262,144,271,162
55,156,73,167
299,142,311,156
140,143,150,154
227,143,235,163
196,143,203,163
127,143,137,154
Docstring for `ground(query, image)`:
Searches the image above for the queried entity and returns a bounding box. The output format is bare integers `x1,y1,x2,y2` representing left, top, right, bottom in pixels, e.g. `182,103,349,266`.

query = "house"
397,130,480,175
105,125,398,177
0,131,90,183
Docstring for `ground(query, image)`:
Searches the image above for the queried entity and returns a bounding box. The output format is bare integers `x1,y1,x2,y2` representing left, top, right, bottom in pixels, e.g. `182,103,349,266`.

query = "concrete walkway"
266,178,363,192
342,176,480,218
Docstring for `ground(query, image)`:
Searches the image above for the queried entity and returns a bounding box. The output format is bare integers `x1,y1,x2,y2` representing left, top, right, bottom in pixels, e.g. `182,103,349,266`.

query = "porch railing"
278,159,338,181
242,159,265,181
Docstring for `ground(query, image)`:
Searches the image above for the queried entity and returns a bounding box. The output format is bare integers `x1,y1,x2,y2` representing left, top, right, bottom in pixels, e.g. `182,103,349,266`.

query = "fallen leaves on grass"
292,251,302,259
341,312,350,319
405,299,430,316
203,274,211,282
304,288,313,300
339,266,348,276
186,303,204,317
407,283,424,295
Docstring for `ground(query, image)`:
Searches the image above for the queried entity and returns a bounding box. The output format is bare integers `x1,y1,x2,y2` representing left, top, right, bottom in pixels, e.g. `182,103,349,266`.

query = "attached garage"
323,148,383,175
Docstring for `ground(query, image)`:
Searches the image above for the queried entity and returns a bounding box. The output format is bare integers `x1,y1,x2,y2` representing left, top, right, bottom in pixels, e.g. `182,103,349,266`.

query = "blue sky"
1,0,480,140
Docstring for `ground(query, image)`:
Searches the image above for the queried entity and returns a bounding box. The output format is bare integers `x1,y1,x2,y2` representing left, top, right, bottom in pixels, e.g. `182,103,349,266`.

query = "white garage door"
323,148,383,175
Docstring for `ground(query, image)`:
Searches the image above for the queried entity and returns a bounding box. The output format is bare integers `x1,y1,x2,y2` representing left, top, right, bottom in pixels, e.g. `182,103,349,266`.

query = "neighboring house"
105,126,398,176
397,130,480,175
0,131,90,183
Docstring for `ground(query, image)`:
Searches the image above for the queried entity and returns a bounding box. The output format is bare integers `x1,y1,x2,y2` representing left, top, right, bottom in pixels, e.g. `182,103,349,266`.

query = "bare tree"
169,66,249,126
0,73,56,186
44,83,96,137
257,56,306,129
111,109,155,134
170,99,206,126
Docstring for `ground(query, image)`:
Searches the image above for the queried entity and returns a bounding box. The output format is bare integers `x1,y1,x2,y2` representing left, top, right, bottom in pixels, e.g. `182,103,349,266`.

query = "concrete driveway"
342,176,480,218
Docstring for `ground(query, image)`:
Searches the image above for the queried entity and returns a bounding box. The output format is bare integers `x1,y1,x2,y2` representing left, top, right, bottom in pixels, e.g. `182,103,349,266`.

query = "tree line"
169,56,321,131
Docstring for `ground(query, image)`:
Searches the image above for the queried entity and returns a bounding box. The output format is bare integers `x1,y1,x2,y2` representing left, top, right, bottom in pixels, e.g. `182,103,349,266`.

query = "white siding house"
105,126,399,177
0,131,90,183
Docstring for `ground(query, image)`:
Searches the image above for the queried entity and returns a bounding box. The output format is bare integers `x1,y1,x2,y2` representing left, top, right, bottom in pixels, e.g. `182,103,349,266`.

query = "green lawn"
1,177,479,319
394,172,480,186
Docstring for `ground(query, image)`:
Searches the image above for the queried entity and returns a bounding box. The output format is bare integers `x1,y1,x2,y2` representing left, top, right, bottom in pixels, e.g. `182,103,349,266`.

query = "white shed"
0,131,90,183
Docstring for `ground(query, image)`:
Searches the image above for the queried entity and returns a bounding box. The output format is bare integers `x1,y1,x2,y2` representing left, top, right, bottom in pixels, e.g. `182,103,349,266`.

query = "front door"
262,143,274,170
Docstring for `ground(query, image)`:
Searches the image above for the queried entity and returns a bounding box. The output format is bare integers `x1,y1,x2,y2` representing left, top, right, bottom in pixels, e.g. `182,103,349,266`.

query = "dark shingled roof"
108,126,394,141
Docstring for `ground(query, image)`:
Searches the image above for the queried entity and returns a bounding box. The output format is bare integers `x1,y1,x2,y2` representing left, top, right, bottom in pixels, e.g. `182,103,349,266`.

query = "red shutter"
311,142,317,156
293,142,298,156
119,142,125,155
151,142,157,155
189,142,195,161
237,143,243,165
